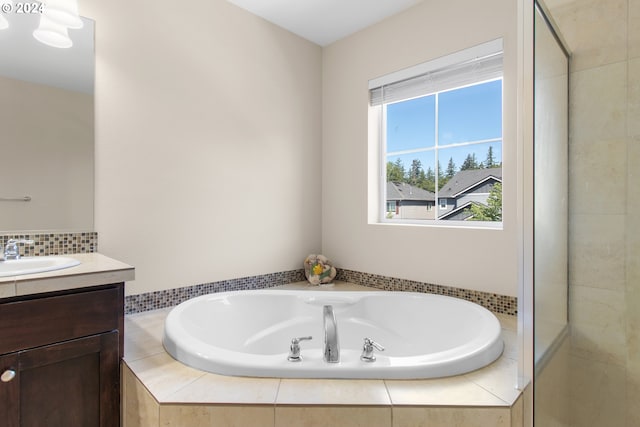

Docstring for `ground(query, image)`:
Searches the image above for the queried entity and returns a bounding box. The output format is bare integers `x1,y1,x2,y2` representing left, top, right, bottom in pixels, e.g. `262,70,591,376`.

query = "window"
370,39,503,225
386,201,396,213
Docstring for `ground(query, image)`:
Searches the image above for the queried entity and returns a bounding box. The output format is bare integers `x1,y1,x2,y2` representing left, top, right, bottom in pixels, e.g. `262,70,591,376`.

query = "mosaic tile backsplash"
125,269,307,314
0,232,98,256
0,232,516,316
336,269,517,316
125,268,517,316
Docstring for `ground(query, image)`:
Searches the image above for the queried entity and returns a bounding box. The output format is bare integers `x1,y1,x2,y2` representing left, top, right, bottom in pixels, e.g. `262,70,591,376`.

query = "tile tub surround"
0,232,98,256
124,269,517,316
123,283,523,427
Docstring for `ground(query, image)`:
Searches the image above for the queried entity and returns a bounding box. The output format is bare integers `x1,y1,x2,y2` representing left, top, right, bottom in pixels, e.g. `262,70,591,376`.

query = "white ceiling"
226,0,423,46
0,13,93,94
0,1,421,94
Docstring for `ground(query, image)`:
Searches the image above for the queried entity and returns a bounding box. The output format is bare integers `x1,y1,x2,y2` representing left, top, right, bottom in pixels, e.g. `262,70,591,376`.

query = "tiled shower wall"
544,0,640,425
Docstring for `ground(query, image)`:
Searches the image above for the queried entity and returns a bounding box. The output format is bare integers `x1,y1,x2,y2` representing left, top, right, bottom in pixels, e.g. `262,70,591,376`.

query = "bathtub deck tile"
496,313,517,332
392,406,512,427
385,375,507,406
275,406,391,427
123,364,160,427
125,307,173,362
272,280,380,292
124,293,521,411
164,372,280,404
277,378,391,405
500,329,519,361
160,404,275,427
126,352,207,402
495,314,518,361
463,354,521,405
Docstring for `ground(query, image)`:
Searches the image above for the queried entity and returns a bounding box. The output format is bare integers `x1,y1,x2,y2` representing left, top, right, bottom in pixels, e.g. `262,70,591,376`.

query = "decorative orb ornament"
303,254,336,285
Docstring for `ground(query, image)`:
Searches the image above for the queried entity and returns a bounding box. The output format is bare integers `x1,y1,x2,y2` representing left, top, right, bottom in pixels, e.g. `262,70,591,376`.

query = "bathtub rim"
163,289,505,380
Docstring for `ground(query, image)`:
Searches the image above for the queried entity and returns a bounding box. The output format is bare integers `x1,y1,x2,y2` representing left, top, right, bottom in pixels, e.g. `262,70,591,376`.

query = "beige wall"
81,0,524,298
544,0,640,425
0,76,94,231
322,0,519,297
81,0,323,295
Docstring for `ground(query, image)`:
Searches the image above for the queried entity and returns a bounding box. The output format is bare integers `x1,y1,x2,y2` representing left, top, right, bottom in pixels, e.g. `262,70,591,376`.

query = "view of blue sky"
386,79,503,174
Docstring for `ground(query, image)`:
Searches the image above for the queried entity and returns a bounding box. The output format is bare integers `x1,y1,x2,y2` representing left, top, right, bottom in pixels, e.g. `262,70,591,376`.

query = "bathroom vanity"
0,253,134,427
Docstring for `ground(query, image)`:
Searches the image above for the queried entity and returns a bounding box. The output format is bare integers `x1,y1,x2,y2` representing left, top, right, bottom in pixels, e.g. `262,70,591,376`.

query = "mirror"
0,12,94,232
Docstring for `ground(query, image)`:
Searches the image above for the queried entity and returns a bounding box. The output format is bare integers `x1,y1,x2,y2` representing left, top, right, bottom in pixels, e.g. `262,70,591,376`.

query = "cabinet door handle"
1,369,16,382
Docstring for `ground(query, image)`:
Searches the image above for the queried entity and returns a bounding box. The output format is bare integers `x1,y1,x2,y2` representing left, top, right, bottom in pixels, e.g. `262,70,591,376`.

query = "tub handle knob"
361,338,385,362
288,336,312,362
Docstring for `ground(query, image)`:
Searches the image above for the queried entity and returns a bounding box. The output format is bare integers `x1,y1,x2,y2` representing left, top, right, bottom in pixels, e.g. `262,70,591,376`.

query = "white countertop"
0,253,134,299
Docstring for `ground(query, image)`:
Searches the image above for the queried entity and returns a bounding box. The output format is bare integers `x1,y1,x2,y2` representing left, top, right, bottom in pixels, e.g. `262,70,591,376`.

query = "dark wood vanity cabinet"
0,283,124,427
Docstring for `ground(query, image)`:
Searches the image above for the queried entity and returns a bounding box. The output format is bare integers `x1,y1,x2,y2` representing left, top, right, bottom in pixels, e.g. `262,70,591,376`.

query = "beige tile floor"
122,282,523,427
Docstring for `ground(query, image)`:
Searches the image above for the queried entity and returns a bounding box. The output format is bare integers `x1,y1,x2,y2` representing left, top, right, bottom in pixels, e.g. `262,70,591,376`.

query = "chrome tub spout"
323,305,340,363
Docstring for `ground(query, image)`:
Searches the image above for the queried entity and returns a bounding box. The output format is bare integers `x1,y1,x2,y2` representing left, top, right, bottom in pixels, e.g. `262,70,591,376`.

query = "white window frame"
370,39,504,228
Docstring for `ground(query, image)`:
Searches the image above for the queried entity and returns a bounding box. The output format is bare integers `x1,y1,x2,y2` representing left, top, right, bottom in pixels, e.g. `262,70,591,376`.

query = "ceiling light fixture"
32,0,83,48
42,0,83,29
33,14,73,48
0,0,13,30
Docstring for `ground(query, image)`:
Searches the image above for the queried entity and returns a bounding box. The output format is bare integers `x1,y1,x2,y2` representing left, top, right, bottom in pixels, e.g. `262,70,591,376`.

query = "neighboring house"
438,167,502,220
386,182,436,220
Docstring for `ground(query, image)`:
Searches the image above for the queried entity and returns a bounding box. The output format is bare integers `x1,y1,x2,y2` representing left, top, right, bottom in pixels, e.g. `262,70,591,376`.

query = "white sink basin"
0,256,81,277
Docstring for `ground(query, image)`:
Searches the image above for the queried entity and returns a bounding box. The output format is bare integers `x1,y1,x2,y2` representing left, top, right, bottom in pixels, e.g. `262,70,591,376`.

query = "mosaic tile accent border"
336,269,517,316
125,269,307,314
0,230,516,315
0,232,98,256
125,267,516,316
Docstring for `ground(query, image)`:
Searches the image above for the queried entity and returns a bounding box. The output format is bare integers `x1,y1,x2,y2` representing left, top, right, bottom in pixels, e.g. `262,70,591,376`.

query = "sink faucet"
323,305,340,363
3,239,34,260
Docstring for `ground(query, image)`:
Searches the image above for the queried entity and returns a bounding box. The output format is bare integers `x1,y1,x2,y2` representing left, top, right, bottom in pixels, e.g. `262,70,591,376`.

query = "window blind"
369,39,503,106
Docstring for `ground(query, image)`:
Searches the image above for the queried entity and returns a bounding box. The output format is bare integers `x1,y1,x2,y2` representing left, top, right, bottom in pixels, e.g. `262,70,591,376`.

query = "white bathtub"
162,289,504,379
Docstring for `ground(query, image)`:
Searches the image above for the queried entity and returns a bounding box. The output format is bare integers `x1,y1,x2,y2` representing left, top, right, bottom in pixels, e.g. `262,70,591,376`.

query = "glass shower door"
533,1,570,425
533,0,569,367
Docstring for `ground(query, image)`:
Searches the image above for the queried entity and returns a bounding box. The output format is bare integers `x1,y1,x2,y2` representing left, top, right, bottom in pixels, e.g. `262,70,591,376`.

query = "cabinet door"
18,331,120,427
0,352,19,427
0,286,121,355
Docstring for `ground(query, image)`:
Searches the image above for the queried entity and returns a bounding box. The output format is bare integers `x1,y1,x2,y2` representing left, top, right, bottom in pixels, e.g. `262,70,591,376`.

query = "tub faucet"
287,336,312,362
3,239,34,261
323,305,340,363
360,338,385,362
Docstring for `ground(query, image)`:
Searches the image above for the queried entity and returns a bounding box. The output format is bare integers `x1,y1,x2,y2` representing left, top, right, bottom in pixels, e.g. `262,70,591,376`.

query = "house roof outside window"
439,167,502,199
386,182,435,202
